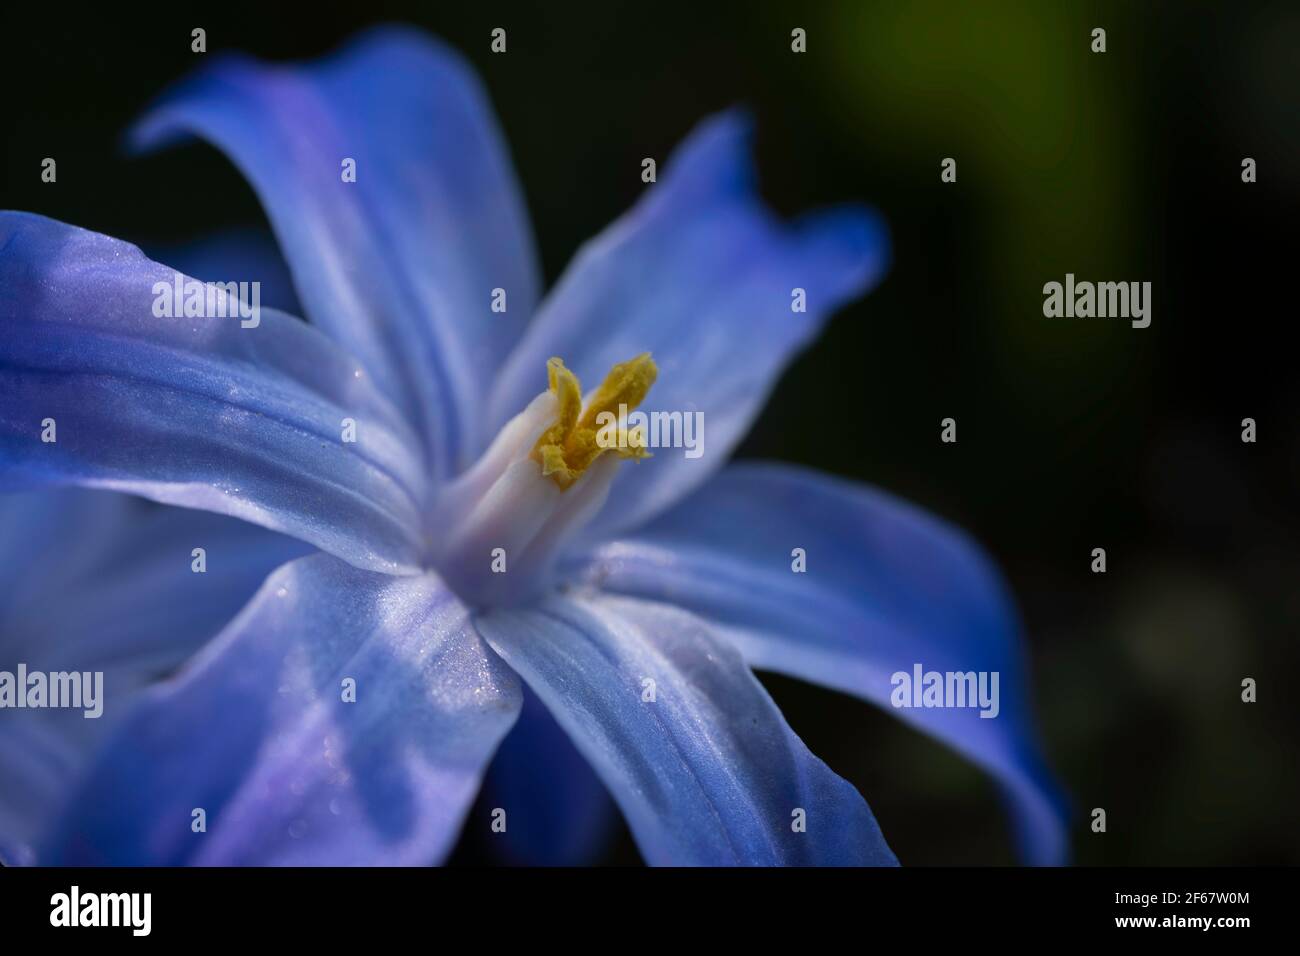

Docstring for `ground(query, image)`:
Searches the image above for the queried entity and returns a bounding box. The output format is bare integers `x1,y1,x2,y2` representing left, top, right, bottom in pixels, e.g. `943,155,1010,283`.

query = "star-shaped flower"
0,26,1066,866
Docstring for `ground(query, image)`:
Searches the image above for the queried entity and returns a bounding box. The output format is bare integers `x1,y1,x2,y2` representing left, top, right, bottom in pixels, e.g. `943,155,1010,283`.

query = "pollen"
531,353,658,490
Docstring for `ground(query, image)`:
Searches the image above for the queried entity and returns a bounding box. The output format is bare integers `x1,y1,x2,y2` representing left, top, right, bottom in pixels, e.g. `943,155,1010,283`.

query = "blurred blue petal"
0,212,427,573
479,591,897,865
7,500,312,675
570,462,1070,864
148,227,302,316
489,110,889,539
0,717,75,865
0,489,136,864
482,685,617,866
41,554,521,865
0,488,135,620
0,488,308,864
130,25,541,477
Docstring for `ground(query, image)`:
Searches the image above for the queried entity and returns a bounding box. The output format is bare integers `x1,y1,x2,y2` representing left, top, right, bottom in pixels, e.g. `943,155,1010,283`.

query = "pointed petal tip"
571,462,1071,865
793,203,892,300
662,107,759,198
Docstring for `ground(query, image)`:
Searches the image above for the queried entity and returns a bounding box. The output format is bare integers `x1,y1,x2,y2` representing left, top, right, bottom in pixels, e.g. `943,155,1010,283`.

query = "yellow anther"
531,353,658,490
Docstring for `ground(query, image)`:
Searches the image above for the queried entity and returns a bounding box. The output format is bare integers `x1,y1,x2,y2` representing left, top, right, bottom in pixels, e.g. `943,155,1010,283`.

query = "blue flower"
0,26,1067,866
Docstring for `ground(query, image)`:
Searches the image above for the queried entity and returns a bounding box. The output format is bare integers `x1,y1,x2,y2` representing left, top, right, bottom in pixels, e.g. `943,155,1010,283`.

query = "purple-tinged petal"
0,212,427,573
481,686,617,866
478,591,897,866
570,462,1070,865
489,110,889,538
41,554,521,865
130,26,541,477
0,489,308,865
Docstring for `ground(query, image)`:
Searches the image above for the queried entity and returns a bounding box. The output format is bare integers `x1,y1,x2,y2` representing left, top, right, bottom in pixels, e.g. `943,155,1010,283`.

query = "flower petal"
0,489,308,864
5,498,313,674
0,498,110,863
0,488,135,623
0,212,427,573
478,591,897,865
481,686,618,866
148,227,302,316
40,554,522,865
489,110,889,537
569,462,1070,865
130,26,541,476
0,717,76,866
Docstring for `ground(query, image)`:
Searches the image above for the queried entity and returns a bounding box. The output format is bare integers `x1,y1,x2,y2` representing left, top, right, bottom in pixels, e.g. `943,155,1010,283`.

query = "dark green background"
2,1,1297,864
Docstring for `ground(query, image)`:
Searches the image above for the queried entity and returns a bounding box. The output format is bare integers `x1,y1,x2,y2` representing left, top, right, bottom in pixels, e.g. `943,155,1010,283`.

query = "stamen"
531,354,658,490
